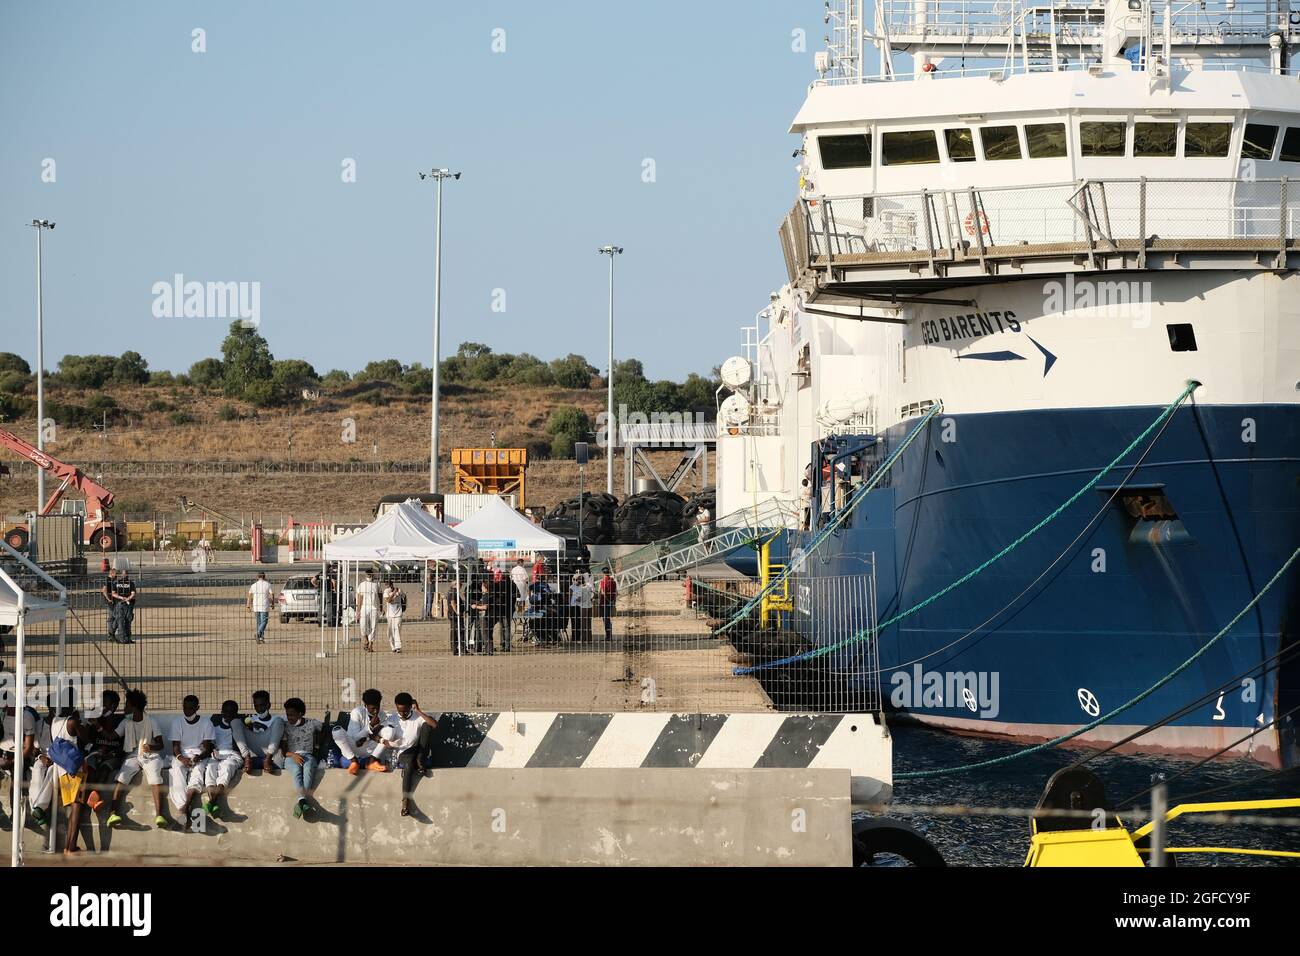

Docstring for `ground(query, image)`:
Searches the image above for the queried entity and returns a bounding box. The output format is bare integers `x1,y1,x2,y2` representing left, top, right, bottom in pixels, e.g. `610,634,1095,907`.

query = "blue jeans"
286,754,317,795
254,611,268,640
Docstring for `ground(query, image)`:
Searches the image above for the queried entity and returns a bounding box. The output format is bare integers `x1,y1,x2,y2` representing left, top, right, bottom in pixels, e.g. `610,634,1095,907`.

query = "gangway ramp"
610,498,797,594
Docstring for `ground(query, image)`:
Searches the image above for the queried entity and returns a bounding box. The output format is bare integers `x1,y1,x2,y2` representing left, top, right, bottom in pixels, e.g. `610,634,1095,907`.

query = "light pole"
597,245,622,494
30,219,54,515
420,168,460,493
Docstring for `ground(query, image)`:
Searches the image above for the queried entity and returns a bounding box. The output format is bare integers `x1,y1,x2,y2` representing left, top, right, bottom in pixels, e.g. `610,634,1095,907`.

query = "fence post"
1149,782,1168,867
920,188,936,275
1138,176,1147,270
1279,176,1289,270
820,198,833,278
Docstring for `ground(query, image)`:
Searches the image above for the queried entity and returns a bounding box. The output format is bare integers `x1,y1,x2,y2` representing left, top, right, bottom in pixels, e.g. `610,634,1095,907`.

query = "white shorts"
331,724,394,763
168,758,211,809
205,752,243,790
116,753,165,787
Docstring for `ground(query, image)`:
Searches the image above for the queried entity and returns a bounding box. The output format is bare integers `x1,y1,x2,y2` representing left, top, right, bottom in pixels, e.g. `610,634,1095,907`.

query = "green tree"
321,369,351,389
188,357,225,389
271,359,320,396
354,359,404,383
545,404,591,458
220,322,275,399
400,363,432,395
0,353,31,376
550,353,597,389
0,371,28,394
112,350,150,385
504,353,555,387
56,354,117,388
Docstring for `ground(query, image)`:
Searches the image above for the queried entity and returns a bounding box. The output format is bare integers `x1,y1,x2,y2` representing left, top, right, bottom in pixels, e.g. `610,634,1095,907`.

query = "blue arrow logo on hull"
1026,336,1057,376
955,350,1024,362
955,338,1057,377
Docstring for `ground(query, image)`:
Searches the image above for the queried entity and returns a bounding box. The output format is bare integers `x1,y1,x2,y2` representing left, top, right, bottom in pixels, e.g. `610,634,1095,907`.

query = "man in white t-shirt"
246,572,274,644
107,689,167,829
331,688,395,774
388,692,439,817
510,557,530,604
169,694,215,828
203,699,252,820
383,581,406,653
356,570,381,652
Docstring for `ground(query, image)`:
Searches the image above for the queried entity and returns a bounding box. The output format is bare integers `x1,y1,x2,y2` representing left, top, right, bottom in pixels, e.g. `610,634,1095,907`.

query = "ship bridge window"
1282,128,1300,163
1080,122,1126,157
944,128,977,162
1025,123,1067,158
1242,123,1279,160
882,130,940,166
1185,123,1231,157
819,134,872,170
1134,122,1178,157
979,125,1022,161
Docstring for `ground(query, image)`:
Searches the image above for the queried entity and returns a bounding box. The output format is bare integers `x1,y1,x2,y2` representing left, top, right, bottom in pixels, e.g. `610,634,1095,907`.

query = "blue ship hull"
793,403,1299,767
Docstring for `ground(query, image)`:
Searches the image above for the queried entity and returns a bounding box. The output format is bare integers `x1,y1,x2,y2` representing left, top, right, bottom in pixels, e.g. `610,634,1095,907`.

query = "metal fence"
2,560,884,722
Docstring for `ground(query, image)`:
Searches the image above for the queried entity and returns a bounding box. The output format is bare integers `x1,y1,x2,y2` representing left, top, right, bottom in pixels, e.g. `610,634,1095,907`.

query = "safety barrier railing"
790,177,1296,275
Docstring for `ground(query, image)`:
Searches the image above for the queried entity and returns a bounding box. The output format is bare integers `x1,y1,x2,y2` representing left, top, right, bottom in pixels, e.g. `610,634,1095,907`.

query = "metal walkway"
611,498,797,594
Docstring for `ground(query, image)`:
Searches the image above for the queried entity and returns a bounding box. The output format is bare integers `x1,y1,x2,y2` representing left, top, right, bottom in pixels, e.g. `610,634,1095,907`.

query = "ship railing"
791,177,1297,275
818,60,1300,83
871,0,1288,41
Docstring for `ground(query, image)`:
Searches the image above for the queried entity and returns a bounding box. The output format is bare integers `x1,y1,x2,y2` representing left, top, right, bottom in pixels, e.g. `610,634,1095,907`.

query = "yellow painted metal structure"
1026,797,1300,866
759,536,792,627
452,448,528,510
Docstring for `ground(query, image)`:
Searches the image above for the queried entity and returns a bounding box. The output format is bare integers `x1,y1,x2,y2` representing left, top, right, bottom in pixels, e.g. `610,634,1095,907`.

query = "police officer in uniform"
111,567,138,644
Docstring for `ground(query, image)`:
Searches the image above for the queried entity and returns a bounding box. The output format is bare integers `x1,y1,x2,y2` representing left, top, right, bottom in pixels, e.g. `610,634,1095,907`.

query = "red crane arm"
0,426,116,518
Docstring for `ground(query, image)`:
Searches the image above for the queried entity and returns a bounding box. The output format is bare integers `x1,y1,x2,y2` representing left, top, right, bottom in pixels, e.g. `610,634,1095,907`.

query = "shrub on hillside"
0,353,31,376
189,358,224,388
545,404,591,459
0,370,29,394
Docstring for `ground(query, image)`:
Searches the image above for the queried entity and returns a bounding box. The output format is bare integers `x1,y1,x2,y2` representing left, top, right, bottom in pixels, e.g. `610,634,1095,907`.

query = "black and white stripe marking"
427,711,891,806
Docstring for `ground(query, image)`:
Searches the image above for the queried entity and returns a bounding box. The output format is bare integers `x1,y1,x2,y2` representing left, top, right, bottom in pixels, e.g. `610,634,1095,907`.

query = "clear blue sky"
1,2,824,382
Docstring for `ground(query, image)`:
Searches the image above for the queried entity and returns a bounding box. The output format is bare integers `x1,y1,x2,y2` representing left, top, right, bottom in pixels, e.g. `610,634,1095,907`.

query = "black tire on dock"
851,818,946,867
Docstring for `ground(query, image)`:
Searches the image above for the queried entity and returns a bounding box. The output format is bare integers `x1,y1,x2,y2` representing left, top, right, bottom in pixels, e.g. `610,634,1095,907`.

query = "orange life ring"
964,211,990,236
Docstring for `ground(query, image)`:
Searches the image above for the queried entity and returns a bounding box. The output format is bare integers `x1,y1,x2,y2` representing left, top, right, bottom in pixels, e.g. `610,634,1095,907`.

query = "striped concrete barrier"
435,711,891,808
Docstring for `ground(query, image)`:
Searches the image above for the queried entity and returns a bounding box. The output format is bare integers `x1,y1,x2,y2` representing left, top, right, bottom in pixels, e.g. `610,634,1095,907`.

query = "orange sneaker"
86,791,105,812
347,759,362,776
368,761,389,773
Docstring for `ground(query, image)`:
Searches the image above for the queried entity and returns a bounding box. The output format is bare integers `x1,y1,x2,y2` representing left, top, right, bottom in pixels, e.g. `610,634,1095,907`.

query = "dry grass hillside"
0,380,700,522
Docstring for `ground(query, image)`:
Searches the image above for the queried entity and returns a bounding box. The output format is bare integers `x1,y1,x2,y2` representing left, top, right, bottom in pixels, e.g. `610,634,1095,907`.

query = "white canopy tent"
319,500,478,654
2,542,68,867
453,496,565,558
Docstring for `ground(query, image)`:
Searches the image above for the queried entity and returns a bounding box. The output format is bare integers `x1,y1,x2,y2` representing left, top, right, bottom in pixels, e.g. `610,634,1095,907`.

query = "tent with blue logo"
452,495,564,557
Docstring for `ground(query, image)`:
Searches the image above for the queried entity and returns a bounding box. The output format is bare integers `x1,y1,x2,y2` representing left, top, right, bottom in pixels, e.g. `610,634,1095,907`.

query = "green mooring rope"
713,402,945,638
733,379,1202,676
896,544,1300,779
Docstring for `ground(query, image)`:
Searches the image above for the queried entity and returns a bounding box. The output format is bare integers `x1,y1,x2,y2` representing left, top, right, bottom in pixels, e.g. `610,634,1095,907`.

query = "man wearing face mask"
168,694,215,829
242,689,284,773
203,700,251,820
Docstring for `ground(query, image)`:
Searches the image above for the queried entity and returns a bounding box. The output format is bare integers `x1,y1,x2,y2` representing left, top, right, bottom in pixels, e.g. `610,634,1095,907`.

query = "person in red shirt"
597,568,617,641
531,556,546,583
